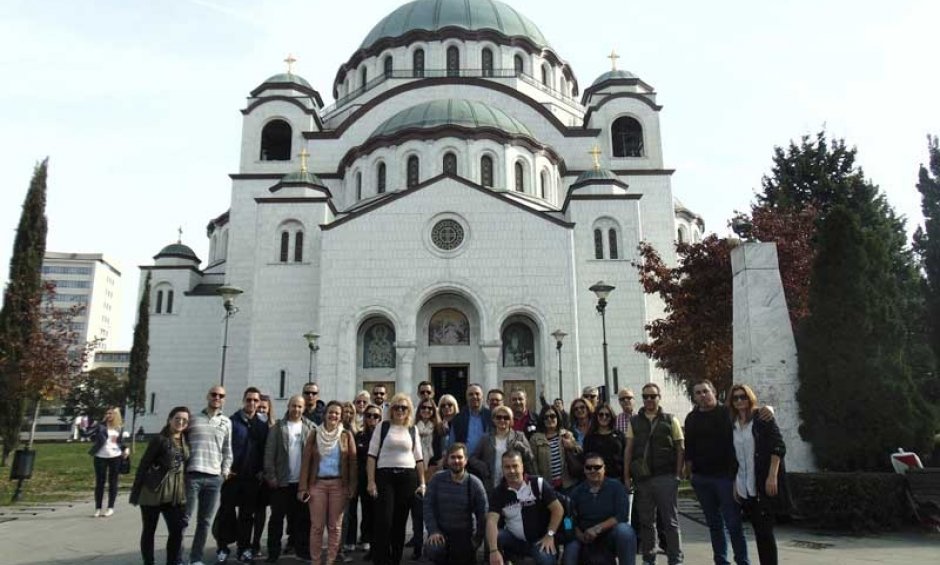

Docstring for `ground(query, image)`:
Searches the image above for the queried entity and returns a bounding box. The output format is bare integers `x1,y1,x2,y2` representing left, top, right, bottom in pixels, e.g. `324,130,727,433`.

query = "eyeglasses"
543,414,558,421
493,415,511,421
365,413,381,420
642,394,659,400
419,390,433,395
355,399,368,404
618,396,634,402
732,394,749,402
440,403,455,409
584,464,604,471
391,405,409,412
597,413,612,419
303,390,318,396
420,406,434,411
209,392,226,398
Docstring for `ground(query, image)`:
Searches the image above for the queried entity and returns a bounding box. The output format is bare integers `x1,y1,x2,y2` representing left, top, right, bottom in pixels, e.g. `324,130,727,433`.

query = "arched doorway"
415,293,481,405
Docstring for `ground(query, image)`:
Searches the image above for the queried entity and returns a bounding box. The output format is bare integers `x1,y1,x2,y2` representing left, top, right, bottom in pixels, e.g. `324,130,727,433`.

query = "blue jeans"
691,474,749,565
185,472,223,563
497,528,557,565
563,523,636,565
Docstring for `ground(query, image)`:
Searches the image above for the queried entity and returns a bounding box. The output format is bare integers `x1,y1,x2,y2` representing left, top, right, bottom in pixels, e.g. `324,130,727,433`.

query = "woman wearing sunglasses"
406,398,445,560
130,406,191,565
436,394,460,453
469,405,534,493
367,393,426,565
529,404,582,492
569,398,594,447
730,384,788,565
356,404,383,560
583,402,626,482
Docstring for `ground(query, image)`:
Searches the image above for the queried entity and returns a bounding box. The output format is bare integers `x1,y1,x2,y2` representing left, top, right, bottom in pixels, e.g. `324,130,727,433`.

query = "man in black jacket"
215,387,269,563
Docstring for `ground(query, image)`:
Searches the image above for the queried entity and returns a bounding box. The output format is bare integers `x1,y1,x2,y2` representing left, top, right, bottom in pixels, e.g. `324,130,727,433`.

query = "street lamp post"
304,331,320,382
550,329,567,402
589,281,615,403
217,285,244,387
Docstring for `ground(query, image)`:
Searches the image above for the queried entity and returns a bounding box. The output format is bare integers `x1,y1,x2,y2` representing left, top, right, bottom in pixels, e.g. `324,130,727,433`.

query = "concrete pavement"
0,497,937,564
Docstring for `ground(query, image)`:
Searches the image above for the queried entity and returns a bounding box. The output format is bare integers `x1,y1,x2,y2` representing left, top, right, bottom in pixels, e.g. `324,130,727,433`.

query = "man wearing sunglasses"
563,453,636,565
214,387,269,564
301,382,325,425
184,385,233,565
624,383,684,565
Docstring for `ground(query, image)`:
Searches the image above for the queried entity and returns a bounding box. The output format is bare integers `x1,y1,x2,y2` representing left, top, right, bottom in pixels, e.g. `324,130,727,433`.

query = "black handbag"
118,457,132,475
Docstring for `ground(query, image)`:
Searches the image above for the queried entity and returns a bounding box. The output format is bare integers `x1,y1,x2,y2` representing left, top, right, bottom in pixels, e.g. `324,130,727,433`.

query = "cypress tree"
126,272,151,449
914,136,940,405
0,159,49,464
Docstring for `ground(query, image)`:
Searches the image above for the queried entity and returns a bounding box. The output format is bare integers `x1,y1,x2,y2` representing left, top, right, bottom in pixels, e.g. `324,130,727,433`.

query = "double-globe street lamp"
304,331,320,382
217,285,244,386
550,329,567,403
589,281,615,404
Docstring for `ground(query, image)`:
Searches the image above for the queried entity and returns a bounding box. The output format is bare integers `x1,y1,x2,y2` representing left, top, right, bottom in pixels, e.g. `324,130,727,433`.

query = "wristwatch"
546,529,555,537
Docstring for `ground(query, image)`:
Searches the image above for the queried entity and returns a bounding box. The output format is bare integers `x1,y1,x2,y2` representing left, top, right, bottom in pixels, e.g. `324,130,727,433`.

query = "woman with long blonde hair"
89,406,129,517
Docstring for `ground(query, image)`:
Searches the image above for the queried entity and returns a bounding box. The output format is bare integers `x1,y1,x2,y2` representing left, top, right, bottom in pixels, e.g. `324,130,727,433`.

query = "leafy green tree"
126,272,151,450
913,135,940,405
63,368,126,424
797,206,934,470
0,159,49,465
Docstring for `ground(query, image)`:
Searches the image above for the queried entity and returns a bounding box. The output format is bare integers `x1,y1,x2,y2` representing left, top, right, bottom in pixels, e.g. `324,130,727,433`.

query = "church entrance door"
429,364,468,406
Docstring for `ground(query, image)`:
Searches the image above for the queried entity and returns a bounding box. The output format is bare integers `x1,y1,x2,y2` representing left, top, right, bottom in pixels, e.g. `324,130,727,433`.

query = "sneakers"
237,549,254,563
216,548,230,563
343,544,356,552
339,550,353,563
93,508,102,517
359,542,370,552
103,508,114,517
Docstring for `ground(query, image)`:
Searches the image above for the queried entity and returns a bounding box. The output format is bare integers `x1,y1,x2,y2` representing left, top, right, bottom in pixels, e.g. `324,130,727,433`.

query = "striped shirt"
187,409,233,476
547,435,563,482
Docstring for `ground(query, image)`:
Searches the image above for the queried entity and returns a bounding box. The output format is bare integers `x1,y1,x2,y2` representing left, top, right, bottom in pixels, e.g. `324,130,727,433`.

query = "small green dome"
574,168,620,184
281,170,325,185
262,73,313,89
360,0,550,51
372,99,532,138
590,69,638,87
155,243,199,262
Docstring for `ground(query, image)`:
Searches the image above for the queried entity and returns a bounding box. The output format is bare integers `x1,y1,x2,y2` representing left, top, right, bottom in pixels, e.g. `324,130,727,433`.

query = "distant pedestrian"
89,406,129,518
130,406,191,565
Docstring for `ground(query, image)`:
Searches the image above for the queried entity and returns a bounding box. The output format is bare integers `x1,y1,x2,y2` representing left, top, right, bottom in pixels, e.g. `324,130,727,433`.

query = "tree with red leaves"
634,235,737,396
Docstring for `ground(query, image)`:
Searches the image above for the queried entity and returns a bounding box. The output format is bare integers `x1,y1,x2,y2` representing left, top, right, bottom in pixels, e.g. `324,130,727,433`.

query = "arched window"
413,49,425,77
612,116,644,157
514,54,524,76
541,65,549,86
155,290,164,314
539,170,547,199
407,156,420,188
260,120,291,160
359,66,367,88
383,56,393,78
377,163,386,194
608,229,619,259
356,172,363,200
593,218,621,260
594,229,603,259
678,226,687,243
481,48,494,77
279,231,290,262
443,152,457,175
294,231,304,262
514,161,525,192
446,46,460,77
560,76,568,96
363,320,396,368
166,290,174,314
502,322,535,367
481,155,494,187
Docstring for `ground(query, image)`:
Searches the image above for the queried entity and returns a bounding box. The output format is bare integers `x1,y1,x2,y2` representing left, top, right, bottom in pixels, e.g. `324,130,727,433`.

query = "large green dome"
372,99,532,138
360,0,550,51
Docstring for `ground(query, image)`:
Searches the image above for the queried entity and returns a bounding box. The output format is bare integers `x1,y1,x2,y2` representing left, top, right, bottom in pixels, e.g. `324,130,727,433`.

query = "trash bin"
10,449,35,480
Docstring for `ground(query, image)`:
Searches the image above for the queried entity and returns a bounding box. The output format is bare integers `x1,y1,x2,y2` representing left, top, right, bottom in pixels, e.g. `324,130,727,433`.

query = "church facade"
138,0,702,426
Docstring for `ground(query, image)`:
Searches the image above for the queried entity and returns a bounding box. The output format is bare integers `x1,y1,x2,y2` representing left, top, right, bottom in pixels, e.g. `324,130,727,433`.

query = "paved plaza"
1,497,937,564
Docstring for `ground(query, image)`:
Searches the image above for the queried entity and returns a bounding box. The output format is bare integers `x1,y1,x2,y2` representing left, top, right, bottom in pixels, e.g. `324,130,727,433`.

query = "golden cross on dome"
177,226,183,244
588,145,603,171
299,147,310,173
607,49,620,71
284,53,297,75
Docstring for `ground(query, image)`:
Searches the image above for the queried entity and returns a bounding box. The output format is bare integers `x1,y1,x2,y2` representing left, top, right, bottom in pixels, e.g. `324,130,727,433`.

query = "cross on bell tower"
588,145,603,171
177,226,183,244
284,53,297,75
607,49,620,71
299,147,309,174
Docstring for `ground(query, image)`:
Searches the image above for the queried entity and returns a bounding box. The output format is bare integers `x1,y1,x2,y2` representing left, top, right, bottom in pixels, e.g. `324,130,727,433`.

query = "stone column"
732,242,815,472
396,342,416,397
480,342,501,392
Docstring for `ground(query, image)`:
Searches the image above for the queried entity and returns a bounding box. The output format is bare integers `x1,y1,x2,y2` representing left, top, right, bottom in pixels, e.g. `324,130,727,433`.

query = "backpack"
530,476,576,545
378,421,417,454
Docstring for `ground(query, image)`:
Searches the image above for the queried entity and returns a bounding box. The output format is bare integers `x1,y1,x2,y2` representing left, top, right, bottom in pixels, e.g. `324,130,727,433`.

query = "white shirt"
369,424,423,469
502,480,536,541
96,428,122,458
732,419,757,497
287,420,303,483
493,436,508,487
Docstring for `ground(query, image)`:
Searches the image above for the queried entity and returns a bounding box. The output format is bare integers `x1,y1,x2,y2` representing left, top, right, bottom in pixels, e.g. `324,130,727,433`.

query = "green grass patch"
0,441,146,506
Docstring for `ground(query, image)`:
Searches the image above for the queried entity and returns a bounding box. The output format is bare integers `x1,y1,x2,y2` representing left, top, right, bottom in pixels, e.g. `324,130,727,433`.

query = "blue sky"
1,0,937,348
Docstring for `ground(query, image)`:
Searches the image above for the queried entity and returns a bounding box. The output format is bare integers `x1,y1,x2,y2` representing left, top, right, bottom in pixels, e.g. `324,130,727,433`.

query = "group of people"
104,377,786,565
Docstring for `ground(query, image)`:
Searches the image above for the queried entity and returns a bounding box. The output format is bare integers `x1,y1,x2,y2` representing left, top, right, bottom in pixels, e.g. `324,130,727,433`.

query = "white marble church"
138,0,703,426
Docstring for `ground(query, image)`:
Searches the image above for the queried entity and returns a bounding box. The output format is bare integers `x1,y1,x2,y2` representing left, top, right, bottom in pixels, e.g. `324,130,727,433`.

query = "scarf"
317,423,344,455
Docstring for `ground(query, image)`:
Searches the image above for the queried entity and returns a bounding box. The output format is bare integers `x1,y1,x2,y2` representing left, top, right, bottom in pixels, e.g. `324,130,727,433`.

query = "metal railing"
321,68,581,117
